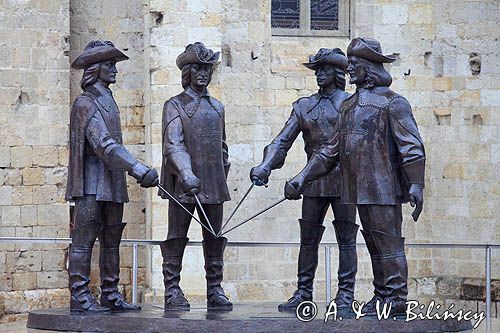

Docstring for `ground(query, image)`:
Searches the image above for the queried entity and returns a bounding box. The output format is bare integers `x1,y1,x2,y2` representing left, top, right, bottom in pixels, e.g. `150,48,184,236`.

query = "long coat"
160,87,231,204
65,86,141,203
308,86,425,205
260,89,349,197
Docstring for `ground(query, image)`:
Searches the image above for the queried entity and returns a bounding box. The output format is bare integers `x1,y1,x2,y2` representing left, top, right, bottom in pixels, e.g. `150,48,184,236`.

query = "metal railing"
0,237,498,331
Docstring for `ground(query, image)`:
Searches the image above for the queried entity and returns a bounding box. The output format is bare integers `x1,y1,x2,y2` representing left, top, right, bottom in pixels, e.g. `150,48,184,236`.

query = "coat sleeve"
85,102,148,180
162,100,196,180
388,96,426,185
259,108,301,171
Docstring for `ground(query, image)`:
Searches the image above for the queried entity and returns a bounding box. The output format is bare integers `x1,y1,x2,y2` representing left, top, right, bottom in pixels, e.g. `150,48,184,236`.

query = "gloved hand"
181,175,201,196
284,173,305,200
250,165,270,186
140,168,159,188
409,184,424,222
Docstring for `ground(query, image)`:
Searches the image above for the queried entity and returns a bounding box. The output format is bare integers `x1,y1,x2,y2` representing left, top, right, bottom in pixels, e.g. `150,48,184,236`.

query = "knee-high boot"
372,230,408,315
160,237,190,310
99,223,140,311
278,219,325,312
69,222,109,313
202,236,232,310
360,230,386,315
332,220,358,309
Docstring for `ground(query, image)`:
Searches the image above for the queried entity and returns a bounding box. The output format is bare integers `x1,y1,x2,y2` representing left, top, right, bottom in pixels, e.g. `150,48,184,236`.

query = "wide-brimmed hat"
347,37,396,64
303,48,348,70
176,42,220,70
71,40,129,69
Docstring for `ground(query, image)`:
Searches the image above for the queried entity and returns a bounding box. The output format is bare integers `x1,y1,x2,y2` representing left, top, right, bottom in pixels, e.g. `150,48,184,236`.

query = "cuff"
402,158,425,186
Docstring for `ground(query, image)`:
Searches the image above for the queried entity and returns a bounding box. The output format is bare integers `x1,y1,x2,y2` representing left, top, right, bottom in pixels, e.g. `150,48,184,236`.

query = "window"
271,0,350,37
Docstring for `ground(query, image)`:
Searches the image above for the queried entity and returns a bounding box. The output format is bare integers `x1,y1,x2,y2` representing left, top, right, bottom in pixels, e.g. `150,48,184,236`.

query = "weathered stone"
6,251,42,272
12,272,37,290
32,146,59,167
10,146,32,168
1,206,21,226
22,168,45,186
0,147,10,167
36,271,68,289
0,186,12,205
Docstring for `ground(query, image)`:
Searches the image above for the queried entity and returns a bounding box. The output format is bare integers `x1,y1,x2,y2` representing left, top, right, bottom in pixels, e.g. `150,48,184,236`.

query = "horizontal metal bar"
1,237,500,249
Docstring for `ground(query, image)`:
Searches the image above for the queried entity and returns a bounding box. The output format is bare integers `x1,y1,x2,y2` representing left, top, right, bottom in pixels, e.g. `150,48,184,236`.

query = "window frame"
271,0,351,37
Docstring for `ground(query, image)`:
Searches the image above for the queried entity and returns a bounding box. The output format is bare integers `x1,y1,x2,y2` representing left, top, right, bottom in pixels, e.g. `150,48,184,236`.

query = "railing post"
325,246,332,303
132,243,138,304
485,245,491,333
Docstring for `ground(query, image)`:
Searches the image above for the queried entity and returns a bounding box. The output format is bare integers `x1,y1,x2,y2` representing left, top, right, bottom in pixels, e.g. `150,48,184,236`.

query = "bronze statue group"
66,38,425,317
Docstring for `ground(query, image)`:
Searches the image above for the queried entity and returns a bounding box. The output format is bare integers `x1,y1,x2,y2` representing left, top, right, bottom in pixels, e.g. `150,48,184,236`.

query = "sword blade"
193,193,216,236
219,183,255,236
157,184,216,237
219,197,287,237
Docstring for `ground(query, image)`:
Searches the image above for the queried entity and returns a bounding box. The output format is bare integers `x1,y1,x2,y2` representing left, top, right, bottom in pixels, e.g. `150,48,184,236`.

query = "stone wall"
0,0,498,321
0,0,70,323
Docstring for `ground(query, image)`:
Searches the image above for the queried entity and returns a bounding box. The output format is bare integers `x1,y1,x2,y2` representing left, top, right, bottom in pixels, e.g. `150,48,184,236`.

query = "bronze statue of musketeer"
66,40,159,313
159,42,233,311
251,48,358,313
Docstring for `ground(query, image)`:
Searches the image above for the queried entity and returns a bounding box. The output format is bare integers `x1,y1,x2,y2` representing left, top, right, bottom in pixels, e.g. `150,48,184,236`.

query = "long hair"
181,64,192,89
333,66,346,91
181,63,214,89
80,63,101,90
358,57,392,88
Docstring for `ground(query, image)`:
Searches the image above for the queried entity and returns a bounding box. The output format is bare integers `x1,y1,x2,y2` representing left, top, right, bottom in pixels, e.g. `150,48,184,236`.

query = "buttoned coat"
311,86,425,205
260,89,350,197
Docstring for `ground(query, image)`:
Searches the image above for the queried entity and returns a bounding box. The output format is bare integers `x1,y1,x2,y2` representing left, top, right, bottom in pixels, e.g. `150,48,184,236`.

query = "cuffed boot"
98,223,140,312
160,237,190,311
69,223,110,313
202,237,233,311
372,230,408,316
360,230,386,316
333,220,358,316
279,219,325,312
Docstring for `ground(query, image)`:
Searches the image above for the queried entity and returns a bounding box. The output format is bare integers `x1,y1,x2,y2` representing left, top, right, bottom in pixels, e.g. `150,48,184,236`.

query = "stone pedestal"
27,303,473,333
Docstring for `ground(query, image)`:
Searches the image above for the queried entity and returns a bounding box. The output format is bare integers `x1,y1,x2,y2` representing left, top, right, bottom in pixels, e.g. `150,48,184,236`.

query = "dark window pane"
271,0,300,29
310,0,339,30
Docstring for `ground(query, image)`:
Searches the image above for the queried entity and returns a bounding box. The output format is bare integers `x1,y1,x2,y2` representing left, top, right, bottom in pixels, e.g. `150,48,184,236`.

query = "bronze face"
98,60,118,85
190,63,212,89
315,64,337,88
346,56,367,86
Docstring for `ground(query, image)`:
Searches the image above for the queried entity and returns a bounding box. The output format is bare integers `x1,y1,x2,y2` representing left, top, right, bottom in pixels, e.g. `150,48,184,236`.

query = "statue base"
27,303,473,333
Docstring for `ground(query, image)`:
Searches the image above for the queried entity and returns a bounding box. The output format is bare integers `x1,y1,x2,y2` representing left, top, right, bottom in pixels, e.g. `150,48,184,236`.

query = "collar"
318,88,339,100
306,89,340,113
180,86,221,118
185,86,210,99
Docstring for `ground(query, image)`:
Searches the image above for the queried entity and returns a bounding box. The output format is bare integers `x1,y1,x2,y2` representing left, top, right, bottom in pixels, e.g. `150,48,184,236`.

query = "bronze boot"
99,223,140,311
279,219,325,312
332,220,358,317
203,237,233,311
69,223,109,313
372,230,408,316
160,237,190,311
360,230,386,316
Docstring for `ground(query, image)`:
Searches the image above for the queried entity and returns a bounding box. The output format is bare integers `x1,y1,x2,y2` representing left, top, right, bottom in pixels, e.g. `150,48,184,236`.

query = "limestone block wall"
0,0,71,323
0,0,497,321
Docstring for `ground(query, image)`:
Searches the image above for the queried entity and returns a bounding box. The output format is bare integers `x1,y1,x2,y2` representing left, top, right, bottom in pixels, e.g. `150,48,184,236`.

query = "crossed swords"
157,183,287,238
